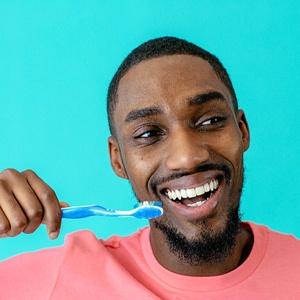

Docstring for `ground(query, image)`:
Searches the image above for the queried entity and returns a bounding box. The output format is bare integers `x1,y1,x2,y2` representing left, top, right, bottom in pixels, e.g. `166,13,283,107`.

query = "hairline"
107,39,238,137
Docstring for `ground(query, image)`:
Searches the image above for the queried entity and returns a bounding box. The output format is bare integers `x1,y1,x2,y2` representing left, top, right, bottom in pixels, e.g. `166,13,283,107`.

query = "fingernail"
49,231,59,240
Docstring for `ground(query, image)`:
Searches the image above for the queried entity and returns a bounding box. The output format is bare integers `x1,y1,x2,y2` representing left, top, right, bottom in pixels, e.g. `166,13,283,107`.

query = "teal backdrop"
0,1,299,260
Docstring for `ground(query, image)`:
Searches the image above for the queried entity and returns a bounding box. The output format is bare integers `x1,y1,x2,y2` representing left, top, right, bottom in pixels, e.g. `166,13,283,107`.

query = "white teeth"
213,180,218,189
187,200,206,207
204,183,210,192
180,189,187,199
175,190,182,200
196,186,204,196
171,190,177,200
187,188,196,198
165,179,219,202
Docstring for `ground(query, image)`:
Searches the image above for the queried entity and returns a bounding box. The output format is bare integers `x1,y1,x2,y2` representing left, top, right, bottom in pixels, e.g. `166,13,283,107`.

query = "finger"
0,206,11,237
41,201,70,224
1,169,45,235
0,187,28,237
18,192,44,235
23,170,62,239
60,202,70,208
9,181,44,235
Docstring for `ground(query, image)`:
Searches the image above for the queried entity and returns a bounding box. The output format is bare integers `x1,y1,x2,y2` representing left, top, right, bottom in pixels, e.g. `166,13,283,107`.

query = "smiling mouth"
164,178,219,207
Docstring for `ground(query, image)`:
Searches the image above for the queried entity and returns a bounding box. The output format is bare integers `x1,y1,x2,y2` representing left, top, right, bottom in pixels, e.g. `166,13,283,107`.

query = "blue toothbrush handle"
61,205,116,218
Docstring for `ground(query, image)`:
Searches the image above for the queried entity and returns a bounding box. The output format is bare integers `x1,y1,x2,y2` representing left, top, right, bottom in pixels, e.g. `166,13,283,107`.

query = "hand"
0,169,68,239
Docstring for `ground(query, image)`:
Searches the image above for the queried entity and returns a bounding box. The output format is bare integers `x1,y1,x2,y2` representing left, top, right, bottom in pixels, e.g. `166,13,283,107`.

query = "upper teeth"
165,179,219,201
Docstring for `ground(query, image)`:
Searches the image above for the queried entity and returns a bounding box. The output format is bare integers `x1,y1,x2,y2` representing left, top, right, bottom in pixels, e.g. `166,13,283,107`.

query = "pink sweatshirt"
1,222,300,299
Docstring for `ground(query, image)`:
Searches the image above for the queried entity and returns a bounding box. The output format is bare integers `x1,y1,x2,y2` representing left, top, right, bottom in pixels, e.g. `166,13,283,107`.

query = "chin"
153,204,242,266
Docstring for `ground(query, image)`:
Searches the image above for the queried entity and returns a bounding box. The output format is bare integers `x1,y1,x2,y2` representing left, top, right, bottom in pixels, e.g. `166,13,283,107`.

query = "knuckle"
10,217,27,231
0,222,10,234
21,169,36,178
41,188,57,203
26,207,44,221
0,168,19,180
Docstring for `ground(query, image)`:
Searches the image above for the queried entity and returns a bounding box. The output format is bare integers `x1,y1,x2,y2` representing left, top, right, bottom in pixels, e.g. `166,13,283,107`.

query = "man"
0,37,299,299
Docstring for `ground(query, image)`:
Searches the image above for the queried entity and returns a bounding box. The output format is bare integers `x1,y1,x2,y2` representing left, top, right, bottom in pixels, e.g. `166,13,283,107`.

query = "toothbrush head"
133,201,163,219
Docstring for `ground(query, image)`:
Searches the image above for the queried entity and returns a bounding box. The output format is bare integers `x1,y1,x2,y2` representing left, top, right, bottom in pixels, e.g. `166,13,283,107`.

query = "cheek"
123,149,158,199
223,133,245,194
214,130,245,175
227,142,244,167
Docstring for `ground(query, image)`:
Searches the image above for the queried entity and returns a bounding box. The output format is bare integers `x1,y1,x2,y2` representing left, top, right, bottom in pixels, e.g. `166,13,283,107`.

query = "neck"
149,223,253,276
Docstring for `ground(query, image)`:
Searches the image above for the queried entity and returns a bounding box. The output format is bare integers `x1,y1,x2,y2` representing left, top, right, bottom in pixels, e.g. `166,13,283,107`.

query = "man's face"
109,54,249,242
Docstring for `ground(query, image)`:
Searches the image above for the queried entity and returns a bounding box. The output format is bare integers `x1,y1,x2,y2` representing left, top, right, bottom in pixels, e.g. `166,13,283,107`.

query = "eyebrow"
187,91,225,106
124,106,162,124
123,91,225,124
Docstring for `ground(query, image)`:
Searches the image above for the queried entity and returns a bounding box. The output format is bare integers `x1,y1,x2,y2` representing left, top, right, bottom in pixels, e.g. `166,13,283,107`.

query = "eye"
138,130,161,138
201,116,224,125
194,115,227,130
133,126,165,146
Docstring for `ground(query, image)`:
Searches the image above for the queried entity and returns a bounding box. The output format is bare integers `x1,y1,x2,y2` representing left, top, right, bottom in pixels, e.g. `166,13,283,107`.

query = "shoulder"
0,241,64,296
247,222,300,256
0,228,150,298
249,222,299,242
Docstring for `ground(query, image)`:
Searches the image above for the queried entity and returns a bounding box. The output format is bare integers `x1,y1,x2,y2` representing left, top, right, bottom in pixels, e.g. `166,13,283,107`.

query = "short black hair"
107,36,238,136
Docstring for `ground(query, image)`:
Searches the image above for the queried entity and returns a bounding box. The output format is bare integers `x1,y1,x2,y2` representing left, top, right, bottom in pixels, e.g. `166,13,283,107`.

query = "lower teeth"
186,199,207,207
186,192,212,207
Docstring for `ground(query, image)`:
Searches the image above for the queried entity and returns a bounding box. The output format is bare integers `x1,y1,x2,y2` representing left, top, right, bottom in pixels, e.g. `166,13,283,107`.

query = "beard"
153,205,242,266
130,161,244,266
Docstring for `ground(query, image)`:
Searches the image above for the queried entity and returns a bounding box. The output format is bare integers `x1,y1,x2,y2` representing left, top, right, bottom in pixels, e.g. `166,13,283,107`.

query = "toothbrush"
61,201,163,220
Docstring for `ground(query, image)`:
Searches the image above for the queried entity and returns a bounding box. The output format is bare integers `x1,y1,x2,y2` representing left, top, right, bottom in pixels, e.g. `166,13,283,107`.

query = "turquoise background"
0,1,299,260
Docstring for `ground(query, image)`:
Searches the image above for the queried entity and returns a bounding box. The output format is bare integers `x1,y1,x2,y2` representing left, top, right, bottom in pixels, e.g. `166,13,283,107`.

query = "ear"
236,110,250,152
108,136,128,179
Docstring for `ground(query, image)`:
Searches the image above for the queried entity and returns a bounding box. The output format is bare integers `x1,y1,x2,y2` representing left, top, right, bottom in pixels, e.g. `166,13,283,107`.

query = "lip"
158,171,224,220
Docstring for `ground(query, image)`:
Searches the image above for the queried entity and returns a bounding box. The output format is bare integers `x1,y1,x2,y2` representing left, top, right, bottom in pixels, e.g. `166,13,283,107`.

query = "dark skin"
0,169,67,239
0,54,252,277
109,55,252,276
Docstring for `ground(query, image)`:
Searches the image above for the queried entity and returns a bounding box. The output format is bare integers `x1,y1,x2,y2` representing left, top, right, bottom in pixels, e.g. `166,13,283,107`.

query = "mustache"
151,163,232,194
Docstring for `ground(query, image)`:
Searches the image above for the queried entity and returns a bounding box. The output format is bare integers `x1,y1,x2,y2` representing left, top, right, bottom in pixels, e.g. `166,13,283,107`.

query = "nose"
165,129,210,171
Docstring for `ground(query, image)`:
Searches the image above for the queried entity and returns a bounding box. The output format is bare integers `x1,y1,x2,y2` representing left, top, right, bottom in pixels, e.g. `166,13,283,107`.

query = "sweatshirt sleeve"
0,245,64,299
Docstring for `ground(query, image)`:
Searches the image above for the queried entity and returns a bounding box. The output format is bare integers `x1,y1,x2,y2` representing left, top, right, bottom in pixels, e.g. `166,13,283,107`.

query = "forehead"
115,55,232,129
